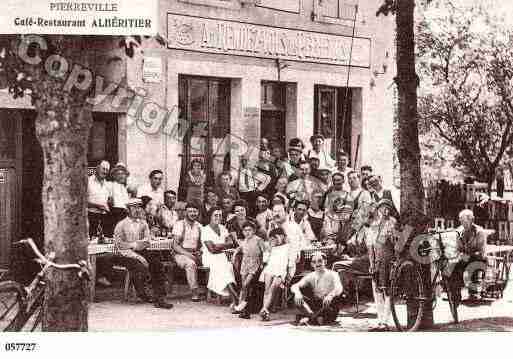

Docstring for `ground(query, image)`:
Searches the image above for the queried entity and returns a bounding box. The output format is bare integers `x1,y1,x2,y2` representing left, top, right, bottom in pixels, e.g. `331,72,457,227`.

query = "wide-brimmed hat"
110,162,130,177
127,198,143,207
377,198,395,210
310,133,325,143
317,165,331,174
288,138,305,153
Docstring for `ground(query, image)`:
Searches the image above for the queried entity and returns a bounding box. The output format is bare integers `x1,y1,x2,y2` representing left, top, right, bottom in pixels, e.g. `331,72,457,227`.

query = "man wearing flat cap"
280,138,305,179
108,162,131,235
112,198,174,309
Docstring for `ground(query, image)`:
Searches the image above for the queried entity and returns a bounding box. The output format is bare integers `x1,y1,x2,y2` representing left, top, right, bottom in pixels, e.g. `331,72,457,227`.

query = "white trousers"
372,280,391,325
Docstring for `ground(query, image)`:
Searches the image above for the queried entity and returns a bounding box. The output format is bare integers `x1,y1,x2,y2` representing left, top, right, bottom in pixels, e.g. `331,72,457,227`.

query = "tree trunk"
396,0,425,215
395,0,431,329
30,37,92,331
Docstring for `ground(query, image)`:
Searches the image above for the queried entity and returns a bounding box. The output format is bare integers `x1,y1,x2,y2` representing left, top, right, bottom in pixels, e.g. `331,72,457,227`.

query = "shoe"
97,277,112,287
369,323,389,332
259,309,270,322
234,301,247,312
239,310,251,319
154,298,174,309
136,294,153,303
230,302,239,314
191,295,201,302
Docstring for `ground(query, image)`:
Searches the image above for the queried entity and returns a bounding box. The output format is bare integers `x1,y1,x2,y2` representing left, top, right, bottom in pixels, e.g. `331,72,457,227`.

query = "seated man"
172,202,202,302
112,198,173,309
448,209,487,302
291,252,343,325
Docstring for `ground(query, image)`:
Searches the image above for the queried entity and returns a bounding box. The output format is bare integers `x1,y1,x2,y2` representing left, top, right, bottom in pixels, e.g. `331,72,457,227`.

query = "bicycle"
389,230,462,331
0,238,90,332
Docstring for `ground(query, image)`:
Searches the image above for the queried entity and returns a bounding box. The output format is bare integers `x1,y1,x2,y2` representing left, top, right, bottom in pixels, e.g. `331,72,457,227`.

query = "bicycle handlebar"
15,238,90,280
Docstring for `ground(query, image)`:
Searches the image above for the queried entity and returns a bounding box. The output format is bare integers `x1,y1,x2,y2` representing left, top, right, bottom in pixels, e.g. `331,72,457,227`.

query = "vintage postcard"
0,0,511,356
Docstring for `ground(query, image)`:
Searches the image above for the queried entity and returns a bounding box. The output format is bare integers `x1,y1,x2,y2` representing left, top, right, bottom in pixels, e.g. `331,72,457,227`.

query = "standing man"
216,171,240,201
87,160,111,238
334,150,352,192
287,161,321,202
269,203,306,277
360,165,373,182
291,252,343,325
322,172,348,212
172,203,203,302
290,199,316,245
306,134,335,170
280,138,305,179
112,198,174,309
347,171,373,234
138,169,165,205
88,160,113,287
367,175,397,213
160,190,179,233
238,154,257,216
255,194,273,237
108,162,130,236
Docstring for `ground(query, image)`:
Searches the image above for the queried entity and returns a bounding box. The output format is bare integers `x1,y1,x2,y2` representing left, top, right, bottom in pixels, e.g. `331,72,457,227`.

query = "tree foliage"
417,0,513,186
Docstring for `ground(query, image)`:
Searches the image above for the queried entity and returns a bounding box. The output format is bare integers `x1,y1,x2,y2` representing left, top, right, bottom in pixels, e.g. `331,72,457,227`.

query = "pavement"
89,280,513,332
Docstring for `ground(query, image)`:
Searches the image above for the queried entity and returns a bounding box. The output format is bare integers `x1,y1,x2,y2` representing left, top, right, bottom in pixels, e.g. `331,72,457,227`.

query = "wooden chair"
113,261,175,302
332,261,374,317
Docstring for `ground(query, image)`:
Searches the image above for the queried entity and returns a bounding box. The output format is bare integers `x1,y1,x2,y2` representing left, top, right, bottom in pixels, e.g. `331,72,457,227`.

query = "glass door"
314,85,352,160
179,76,231,196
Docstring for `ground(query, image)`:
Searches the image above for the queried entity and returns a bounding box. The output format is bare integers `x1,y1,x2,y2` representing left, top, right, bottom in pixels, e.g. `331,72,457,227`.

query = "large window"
316,0,358,22
256,0,300,13
178,76,231,196
314,85,353,160
87,113,118,169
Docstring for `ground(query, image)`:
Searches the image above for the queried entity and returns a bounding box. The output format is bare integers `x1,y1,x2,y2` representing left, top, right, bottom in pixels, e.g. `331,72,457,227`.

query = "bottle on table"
97,222,105,245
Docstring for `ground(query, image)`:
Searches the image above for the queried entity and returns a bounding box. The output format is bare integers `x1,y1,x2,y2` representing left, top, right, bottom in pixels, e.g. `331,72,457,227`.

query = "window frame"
177,0,242,10
255,0,301,14
313,0,359,27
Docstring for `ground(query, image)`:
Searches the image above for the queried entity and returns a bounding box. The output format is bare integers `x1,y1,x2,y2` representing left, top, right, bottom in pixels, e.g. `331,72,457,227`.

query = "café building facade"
0,0,396,268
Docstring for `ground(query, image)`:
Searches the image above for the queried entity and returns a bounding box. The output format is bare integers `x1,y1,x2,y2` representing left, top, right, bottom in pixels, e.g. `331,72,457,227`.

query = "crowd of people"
86,134,487,329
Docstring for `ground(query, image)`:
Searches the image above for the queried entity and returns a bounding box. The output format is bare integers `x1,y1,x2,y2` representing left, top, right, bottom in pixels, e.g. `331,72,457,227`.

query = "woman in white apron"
201,207,239,311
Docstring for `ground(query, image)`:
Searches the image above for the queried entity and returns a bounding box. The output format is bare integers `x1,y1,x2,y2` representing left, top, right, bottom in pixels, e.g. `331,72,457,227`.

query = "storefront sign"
167,14,371,68
143,57,163,83
0,0,158,35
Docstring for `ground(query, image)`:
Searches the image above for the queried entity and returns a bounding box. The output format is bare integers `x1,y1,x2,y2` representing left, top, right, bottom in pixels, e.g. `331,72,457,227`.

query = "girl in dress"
362,199,397,331
259,227,294,321
233,221,268,318
185,159,206,206
201,206,239,311
234,221,268,319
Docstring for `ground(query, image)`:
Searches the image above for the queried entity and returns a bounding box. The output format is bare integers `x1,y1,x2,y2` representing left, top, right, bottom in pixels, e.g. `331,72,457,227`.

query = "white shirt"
88,175,110,214
109,182,129,209
335,166,353,192
238,167,257,192
289,212,316,244
137,183,164,204
306,147,336,170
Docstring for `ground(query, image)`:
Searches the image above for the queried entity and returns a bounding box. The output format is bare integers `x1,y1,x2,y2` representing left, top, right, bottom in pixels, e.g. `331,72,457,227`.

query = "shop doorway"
261,81,286,151
178,75,231,199
314,85,353,162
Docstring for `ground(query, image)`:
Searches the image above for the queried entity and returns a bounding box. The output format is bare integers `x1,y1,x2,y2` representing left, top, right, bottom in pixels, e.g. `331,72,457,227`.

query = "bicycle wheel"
390,260,425,332
0,281,27,331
